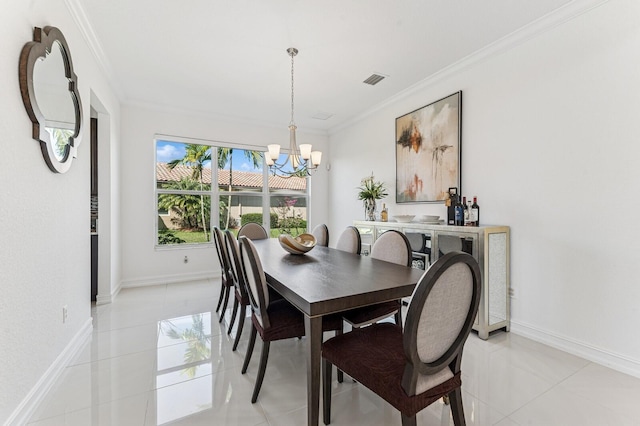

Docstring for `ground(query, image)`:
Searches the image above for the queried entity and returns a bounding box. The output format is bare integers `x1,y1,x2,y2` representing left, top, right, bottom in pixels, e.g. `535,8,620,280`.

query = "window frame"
154,135,309,248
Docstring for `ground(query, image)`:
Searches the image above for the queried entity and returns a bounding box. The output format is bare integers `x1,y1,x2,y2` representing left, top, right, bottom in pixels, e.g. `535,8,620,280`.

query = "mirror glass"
33,41,76,162
20,26,82,173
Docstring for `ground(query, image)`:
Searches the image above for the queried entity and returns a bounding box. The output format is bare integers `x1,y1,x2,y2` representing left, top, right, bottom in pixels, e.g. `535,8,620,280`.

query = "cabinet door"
355,225,374,255
434,231,478,261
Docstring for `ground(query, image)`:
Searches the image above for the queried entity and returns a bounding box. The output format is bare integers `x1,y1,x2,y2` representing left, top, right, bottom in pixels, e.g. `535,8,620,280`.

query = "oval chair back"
238,235,271,329
213,227,233,316
371,230,412,266
224,230,246,298
238,222,269,240
312,224,330,247
402,251,481,395
335,226,361,255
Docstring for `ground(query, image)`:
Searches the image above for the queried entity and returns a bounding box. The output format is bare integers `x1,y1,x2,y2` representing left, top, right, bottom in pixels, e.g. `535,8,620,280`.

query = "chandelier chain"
290,50,295,126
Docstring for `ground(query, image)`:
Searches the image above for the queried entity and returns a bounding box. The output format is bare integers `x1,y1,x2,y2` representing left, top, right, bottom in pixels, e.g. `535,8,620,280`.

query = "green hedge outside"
241,213,278,228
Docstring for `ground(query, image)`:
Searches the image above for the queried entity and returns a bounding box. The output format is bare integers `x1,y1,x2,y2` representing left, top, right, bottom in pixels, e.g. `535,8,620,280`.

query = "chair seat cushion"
253,299,306,341
322,323,461,417
252,300,344,342
342,300,401,326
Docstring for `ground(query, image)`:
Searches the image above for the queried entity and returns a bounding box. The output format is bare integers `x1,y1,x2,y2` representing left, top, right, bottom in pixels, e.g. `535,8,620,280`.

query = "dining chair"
238,222,269,240
238,236,343,403
213,227,233,320
322,251,482,426
342,230,411,328
312,224,330,247
223,230,250,351
335,226,361,255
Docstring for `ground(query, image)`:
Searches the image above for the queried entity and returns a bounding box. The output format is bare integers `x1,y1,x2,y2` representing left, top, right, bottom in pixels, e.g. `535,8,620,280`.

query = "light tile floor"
27,279,640,425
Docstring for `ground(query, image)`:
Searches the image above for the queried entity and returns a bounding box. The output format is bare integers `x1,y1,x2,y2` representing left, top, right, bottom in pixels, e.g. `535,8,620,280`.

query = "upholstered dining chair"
223,230,251,351
312,224,330,247
213,227,233,321
341,230,412,328
238,236,343,403
322,251,482,426
238,222,269,240
335,226,361,255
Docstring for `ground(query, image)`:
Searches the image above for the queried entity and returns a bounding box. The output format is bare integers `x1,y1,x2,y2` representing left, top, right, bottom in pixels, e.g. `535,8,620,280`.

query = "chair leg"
232,303,246,351
251,340,271,403
215,278,227,313
322,359,333,425
227,296,239,334
401,413,417,426
242,324,257,374
449,388,466,426
219,284,231,323
335,328,344,384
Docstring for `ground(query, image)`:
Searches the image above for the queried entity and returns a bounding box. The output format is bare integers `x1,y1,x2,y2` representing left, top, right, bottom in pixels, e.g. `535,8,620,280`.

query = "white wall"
0,1,121,423
329,0,640,376
119,104,330,286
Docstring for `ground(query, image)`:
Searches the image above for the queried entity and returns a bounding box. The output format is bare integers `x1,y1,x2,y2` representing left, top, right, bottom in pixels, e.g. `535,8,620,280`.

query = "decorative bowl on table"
278,233,317,255
392,215,416,223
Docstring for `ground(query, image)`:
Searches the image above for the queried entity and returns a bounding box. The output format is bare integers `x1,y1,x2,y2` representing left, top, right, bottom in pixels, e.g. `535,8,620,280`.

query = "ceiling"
77,0,576,133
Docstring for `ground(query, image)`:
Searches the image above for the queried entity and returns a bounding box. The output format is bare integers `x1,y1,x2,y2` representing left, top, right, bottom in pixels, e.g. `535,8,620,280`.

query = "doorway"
90,116,98,301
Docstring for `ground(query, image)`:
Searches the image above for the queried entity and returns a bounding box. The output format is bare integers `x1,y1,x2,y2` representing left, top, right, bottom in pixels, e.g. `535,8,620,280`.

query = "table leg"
304,314,322,426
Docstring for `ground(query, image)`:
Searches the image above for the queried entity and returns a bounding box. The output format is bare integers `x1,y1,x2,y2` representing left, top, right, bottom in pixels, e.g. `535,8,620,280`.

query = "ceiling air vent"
363,73,386,86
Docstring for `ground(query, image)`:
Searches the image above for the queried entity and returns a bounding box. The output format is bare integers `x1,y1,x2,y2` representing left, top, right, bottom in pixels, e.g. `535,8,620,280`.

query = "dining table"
250,238,425,426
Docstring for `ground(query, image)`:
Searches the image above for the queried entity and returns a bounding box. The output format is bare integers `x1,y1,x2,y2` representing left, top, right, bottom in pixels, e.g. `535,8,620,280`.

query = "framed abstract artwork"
395,91,461,203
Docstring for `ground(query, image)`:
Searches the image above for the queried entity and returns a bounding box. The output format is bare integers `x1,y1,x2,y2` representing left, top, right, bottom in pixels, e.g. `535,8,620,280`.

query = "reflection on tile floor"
27,279,640,425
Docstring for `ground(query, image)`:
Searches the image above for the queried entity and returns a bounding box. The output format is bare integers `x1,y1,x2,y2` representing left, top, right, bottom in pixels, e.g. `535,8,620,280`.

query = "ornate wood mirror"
19,26,82,173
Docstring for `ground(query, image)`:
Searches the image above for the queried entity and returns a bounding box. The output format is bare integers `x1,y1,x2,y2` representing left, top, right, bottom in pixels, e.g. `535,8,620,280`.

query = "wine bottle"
380,203,388,222
466,200,473,226
462,196,469,226
471,196,480,226
454,196,464,226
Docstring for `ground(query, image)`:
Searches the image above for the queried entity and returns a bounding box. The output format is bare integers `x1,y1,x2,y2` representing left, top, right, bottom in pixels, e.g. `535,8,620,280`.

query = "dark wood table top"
251,238,425,317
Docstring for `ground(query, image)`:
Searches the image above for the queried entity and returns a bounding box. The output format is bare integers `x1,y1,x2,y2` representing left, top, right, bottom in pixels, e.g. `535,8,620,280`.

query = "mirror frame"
19,26,82,174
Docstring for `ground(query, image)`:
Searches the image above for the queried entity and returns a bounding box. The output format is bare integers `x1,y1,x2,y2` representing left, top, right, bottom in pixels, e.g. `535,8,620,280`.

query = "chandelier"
265,47,322,177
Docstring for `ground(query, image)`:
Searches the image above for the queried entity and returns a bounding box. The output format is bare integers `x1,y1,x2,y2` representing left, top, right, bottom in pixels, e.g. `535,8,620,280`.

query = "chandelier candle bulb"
299,144,312,160
267,144,280,160
311,151,322,166
265,154,274,166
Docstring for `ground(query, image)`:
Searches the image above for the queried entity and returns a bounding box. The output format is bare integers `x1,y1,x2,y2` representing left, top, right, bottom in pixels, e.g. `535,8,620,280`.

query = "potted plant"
357,173,388,221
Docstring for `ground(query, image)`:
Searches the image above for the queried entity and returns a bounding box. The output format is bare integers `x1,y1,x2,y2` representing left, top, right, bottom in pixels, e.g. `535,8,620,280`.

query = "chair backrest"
213,227,232,282
335,226,361,255
401,251,481,396
224,229,247,298
238,222,268,240
238,236,271,329
312,224,329,247
371,230,412,266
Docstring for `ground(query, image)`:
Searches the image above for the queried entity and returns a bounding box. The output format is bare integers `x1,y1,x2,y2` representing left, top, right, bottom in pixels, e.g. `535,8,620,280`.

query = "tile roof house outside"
156,163,307,191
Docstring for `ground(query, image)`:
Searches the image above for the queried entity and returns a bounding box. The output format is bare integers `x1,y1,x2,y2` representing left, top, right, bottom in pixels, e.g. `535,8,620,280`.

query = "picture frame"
395,91,461,203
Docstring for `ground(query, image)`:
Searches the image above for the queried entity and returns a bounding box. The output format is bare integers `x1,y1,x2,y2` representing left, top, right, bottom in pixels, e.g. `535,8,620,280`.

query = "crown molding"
328,0,611,135
63,0,126,101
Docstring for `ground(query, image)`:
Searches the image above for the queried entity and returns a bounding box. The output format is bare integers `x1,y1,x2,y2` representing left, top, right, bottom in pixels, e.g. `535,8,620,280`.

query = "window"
155,139,308,246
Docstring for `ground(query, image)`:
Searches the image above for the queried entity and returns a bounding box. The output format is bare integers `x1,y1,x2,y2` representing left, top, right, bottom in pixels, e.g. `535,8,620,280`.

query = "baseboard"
95,279,122,305
5,318,93,426
120,271,219,288
511,320,640,379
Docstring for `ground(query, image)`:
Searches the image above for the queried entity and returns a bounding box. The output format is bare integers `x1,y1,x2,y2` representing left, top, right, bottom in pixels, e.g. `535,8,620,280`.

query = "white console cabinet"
353,220,510,340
